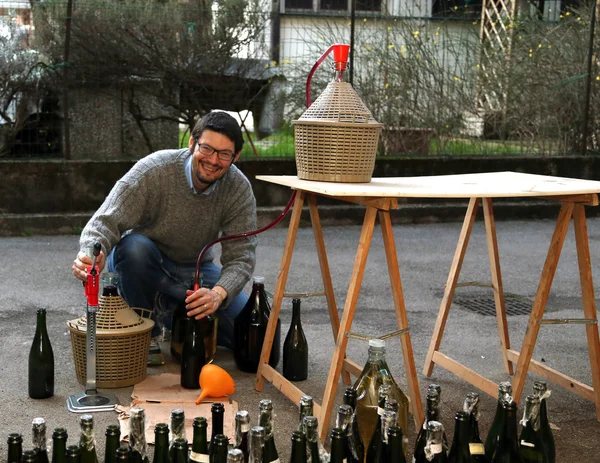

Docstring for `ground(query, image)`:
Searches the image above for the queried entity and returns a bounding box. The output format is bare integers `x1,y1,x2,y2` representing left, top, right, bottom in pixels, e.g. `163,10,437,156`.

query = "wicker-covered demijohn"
293,81,384,183
67,295,154,388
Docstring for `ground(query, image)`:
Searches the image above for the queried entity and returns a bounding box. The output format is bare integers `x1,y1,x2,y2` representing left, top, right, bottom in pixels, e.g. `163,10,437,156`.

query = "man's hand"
185,286,228,320
72,250,106,282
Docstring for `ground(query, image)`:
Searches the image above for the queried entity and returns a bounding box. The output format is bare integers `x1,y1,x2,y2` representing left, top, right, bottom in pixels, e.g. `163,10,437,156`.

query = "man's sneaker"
149,336,161,354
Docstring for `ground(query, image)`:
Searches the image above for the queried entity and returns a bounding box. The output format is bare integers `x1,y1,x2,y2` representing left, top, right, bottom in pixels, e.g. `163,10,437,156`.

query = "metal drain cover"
453,294,532,316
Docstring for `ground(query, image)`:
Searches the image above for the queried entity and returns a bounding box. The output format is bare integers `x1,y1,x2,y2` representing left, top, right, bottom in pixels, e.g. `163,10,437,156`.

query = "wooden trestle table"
253,172,600,443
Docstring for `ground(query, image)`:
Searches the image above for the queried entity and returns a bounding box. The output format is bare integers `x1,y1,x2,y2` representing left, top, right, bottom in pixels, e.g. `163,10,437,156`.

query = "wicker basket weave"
67,295,154,388
294,81,383,183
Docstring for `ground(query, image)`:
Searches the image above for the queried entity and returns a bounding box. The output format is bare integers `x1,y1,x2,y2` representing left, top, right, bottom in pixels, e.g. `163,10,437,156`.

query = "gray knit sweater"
79,148,257,299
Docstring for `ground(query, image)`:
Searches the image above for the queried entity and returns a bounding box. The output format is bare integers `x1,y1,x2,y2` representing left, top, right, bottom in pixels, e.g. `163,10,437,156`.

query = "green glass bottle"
343,388,364,463
387,426,407,463
211,435,229,463
259,400,279,463
152,424,170,463
414,385,442,463
129,408,149,463
337,404,362,463
78,415,99,463
248,426,265,463
189,417,209,463
115,447,131,463
104,426,120,463
181,318,207,389
353,339,409,446
298,396,314,432
23,450,40,463
52,428,68,463
448,412,471,463
484,382,513,460
366,395,397,463
290,431,308,463
329,429,347,463
65,446,81,463
420,421,448,463
282,298,309,381
28,308,54,399
32,418,50,463
169,409,186,462
490,401,524,463
234,411,250,462
303,417,324,463
227,449,244,463
533,381,555,463
172,439,189,463
519,395,544,463
379,410,398,463
209,403,225,456
462,393,488,462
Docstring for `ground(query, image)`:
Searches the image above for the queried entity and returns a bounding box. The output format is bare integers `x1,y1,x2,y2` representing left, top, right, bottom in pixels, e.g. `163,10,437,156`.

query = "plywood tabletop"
256,172,600,199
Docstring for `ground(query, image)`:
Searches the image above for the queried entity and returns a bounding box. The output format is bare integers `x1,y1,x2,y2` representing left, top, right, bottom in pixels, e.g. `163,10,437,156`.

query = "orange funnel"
195,364,236,404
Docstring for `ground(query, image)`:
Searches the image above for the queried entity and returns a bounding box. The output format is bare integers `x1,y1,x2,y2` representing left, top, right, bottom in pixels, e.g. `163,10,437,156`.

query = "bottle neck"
212,413,224,438
451,418,469,448
291,302,301,324
426,398,440,422
36,311,48,337
192,426,208,453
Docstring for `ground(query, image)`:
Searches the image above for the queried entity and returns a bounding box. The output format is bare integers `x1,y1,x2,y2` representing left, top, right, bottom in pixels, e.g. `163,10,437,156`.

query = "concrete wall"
1,155,600,235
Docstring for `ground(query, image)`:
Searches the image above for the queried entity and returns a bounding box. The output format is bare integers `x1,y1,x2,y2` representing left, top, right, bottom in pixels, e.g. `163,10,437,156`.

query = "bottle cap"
253,276,265,284
193,417,207,428
368,339,385,349
154,423,169,434
105,425,120,437
236,410,250,424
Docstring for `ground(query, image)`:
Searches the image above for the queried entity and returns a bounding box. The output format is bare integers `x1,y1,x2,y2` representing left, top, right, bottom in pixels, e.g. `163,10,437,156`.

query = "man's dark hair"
191,111,244,154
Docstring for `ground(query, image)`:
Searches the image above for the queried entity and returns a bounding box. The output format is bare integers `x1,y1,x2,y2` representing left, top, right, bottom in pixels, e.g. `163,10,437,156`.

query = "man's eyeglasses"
194,140,235,162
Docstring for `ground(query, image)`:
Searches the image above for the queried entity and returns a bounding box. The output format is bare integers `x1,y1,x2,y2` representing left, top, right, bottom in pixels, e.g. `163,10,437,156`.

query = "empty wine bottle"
129,408,149,463
283,298,308,381
414,385,443,463
152,424,170,463
462,393,488,462
290,431,308,463
337,404,363,463
227,449,244,463
448,412,471,463
233,276,281,373
52,428,68,463
484,382,513,460
181,317,207,389
23,450,40,463
490,401,523,463
211,435,229,463
519,395,544,463
532,381,555,463
329,429,347,463
366,393,396,463
342,388,365,462
420,421,448,463
78,415,99,463
29,308,54,399
259,400,280,463
104,426,120,463
8,434,23,463
169,409,186,461
209,403,225,456
31,418,49,463
115,447,131,463
171,439,189,463
65,446,81,463
248,426,265,463
379,410,398,463
298,396,314,432
388,426,407,463
353,339,409,446
189,417,209,463
234,411,250,462
303,417,327,463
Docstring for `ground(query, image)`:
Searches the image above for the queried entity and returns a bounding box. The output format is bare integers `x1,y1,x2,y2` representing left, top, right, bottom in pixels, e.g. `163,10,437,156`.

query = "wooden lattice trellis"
477,0,519,114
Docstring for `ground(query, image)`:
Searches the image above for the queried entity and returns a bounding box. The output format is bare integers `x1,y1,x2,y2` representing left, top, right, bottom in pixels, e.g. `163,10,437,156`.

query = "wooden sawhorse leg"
423,198,513,397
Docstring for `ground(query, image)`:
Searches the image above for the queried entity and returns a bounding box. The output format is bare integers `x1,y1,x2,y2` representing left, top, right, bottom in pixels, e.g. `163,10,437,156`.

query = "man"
72,111,257,349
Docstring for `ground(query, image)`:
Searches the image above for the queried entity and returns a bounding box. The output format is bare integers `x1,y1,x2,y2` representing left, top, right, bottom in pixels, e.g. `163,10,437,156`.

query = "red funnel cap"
332,44,350,71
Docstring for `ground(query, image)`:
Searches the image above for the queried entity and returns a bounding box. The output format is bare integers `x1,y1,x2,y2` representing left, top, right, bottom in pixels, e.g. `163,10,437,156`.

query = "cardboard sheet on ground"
117,373,237,445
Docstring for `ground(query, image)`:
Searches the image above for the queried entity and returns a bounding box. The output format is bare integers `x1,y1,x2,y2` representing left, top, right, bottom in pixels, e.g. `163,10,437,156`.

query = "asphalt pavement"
1,217,599,461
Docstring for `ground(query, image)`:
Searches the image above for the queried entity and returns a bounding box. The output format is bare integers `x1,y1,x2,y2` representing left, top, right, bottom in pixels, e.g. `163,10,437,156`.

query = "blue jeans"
106,233,247,349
